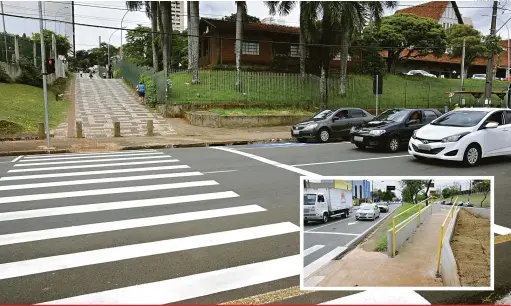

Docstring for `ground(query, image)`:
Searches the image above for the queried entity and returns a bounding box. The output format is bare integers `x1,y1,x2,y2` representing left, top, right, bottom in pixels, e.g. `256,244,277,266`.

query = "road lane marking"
0,165,191,181
304,216,355,233
15,155,169,166
201,170,238,174
0,222,299,280
24,149,157,159
303,246,346,279
304,232,359,236
348,221,357,225
303,245,325,257
8,159,179,172
38,254,300,304
0,205,266,246
292,154,410,167
212,146,320,176
495,224,511,235
0,180,219,204
18,151,164,162
320,289,431,304
0,171,204,191
11,156,23,162
0,191,239,221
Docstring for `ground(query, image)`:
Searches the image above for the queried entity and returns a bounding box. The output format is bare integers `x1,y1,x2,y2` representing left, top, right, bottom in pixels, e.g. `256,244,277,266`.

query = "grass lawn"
169,70,511,109
208,108,314,116
0,82,70,135
439,193,491,208
375,202,425,252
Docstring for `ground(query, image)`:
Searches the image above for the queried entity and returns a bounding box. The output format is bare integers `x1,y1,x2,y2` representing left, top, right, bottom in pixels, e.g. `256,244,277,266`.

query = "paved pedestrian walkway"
310,208,449,287
72,76,175,138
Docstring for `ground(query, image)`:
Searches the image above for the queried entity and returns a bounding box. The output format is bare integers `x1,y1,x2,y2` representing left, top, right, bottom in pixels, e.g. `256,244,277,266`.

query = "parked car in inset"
472,74,486,80
350,108,443,152
409,108,511,166
376,202,390,213
291,108,374,143
405,70,437,78
355,203,381,221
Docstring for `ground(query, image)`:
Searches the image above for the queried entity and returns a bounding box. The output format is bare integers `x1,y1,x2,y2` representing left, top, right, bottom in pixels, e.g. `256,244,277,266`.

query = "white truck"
303,188,353,224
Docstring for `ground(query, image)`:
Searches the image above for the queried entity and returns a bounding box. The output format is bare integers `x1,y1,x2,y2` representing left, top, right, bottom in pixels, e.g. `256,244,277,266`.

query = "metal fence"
0,33,48,66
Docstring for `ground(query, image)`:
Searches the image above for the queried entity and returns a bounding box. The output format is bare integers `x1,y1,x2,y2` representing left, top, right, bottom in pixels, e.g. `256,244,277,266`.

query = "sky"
1,0,509,53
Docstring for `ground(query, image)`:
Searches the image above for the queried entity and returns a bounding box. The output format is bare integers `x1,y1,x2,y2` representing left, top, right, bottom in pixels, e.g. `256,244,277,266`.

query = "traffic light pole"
38,1,51,148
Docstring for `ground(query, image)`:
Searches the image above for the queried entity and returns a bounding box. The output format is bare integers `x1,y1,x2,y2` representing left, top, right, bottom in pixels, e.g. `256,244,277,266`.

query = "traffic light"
46,58,55,74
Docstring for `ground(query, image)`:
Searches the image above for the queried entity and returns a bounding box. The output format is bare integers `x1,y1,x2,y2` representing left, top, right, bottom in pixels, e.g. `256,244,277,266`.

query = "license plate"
418,143,431,151
354,136,363,142
293,130,299,135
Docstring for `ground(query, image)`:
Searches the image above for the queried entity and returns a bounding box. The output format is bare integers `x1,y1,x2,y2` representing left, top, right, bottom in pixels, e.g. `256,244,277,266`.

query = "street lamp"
120,10,129,59
54,6,69,34
108,27,126,77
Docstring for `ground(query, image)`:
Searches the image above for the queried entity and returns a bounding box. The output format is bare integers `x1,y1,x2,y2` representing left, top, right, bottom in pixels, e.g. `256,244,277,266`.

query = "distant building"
395,1,464,29
172,1,185,31
352,180,371,200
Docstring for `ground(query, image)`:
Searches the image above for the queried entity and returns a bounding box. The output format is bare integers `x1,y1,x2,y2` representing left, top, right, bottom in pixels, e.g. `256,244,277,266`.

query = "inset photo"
301,176,494,291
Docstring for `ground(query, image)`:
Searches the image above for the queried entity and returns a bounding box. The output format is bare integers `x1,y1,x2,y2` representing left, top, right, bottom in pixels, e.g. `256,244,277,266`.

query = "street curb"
333,209,395,261
0,138,297,156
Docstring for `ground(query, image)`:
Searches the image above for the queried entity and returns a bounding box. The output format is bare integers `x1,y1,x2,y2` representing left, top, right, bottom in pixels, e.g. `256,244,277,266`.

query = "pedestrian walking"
136,81,146,104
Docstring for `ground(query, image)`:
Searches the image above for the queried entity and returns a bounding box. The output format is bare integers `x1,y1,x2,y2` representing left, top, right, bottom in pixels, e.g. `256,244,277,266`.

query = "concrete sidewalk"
310,208,450,287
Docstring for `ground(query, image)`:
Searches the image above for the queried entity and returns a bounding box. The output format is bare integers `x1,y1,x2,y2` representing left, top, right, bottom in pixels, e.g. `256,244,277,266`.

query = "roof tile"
395,1,449,21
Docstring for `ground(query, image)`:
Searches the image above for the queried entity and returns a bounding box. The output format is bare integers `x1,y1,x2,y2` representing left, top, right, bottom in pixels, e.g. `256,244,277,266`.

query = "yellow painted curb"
219,286,312,305
495,234,511,245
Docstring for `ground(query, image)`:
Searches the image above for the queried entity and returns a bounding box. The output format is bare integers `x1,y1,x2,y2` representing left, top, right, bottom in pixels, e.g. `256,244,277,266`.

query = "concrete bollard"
114,122,121,137
76,121,83,138
38,123,45,139
147,120,154,136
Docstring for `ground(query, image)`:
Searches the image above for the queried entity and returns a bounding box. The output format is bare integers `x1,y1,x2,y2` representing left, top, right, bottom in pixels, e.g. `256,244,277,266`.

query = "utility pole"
38,1,51,148
1,1,8,62
484,0,499,104
71,1,76,58
459,39,466,105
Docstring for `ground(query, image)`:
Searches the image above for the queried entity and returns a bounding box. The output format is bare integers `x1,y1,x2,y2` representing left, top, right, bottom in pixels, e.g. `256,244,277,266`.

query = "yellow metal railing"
436,197,459,274
391,197,434,257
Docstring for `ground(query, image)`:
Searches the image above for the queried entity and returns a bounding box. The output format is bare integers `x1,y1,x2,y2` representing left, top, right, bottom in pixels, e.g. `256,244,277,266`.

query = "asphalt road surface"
0,142,509,304
303,204,398,267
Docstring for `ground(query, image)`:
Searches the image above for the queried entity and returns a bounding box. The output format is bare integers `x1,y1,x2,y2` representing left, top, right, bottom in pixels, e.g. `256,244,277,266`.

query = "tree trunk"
157,3,165,71
187,1,191,70
299,29,306,79
166,3,173,70
150,2,159,71
339,31,350,97
160,2,170,76
235,3,243,92
320,65,327,108
190,1,200,84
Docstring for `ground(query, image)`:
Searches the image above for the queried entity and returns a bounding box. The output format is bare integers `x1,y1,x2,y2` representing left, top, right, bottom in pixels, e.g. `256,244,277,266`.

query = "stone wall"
184,111,309,128
0,62,22,80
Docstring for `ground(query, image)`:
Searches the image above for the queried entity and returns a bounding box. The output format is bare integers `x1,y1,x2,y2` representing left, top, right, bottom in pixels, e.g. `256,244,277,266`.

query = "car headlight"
369,129,386,136
412,130,418,139
441,132,470,143
350,126,357,133
303,123,318,131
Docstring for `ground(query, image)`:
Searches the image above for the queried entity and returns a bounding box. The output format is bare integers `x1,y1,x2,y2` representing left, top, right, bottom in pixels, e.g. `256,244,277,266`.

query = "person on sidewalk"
136,81,146,104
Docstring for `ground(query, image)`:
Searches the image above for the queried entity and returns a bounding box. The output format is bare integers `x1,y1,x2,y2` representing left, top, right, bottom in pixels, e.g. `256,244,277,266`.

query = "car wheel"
388,137,400,152
297,138,307,143
463,144,481,167
317,128,330,143
355,143,366,149
322,213,329,224
414,155,426,160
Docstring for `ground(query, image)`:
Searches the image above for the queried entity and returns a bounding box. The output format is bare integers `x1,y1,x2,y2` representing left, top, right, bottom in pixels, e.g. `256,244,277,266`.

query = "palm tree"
125,1,159,71
159,1,172,74
235,1,247,91
189,1,200,83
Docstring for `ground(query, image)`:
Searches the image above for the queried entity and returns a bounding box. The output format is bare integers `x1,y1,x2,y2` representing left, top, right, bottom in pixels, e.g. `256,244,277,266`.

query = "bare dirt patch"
69,140,121,152
451,209,491,287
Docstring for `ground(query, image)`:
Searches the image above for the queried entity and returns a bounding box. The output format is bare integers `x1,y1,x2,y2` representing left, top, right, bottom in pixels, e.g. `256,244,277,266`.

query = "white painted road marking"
0,222,299,280
15,155,169,166
320,289,431,305
303,245,325,257
201,170,238,174
495,224,511,235
0,165,191,181
304,231,359,236
0,191,239,221
304,216,355,233
18,151,164,162
0,171,204,191
348,221,357,225
23,149,157,159
11,156,23,162
7,159,180,173
303,246,346,279
212,146,320,177
292,154,410,167
0,205,266,246
38,255,301,304
0,180,219,204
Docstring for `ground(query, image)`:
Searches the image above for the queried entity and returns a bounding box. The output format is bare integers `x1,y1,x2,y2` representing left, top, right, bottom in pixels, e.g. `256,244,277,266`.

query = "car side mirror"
484,122,498,129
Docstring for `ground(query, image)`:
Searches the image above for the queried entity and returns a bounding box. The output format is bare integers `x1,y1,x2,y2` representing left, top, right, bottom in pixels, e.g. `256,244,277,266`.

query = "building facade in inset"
351,180,371,200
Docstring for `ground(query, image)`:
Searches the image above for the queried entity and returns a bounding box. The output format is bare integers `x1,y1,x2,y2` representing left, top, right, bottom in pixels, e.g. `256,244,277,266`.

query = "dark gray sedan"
291,108,374,143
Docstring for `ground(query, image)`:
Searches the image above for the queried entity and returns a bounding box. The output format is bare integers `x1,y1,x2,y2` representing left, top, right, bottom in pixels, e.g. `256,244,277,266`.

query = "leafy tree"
472,180,490,207
446,24,486,78
351,34,387,76
400,180,428,204
223,13,260,23
368,13,447,74
32,29,72,57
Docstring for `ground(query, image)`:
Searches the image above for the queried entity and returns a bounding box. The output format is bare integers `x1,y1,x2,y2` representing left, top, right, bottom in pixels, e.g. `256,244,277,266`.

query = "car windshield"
360,204,374,210
304,194,316,205
313,110,333,119
374,109,409,122
430,111,488,127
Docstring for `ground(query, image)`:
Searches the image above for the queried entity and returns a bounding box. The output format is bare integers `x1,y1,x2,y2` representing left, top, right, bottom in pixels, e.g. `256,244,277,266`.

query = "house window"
242,41,259,55
290,45,309,58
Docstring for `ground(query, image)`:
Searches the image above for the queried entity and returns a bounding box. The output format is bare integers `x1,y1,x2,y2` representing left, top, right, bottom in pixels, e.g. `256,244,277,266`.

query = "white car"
405,70,437,78
472,74,486,80
409,108,511,166
355,203,381,221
